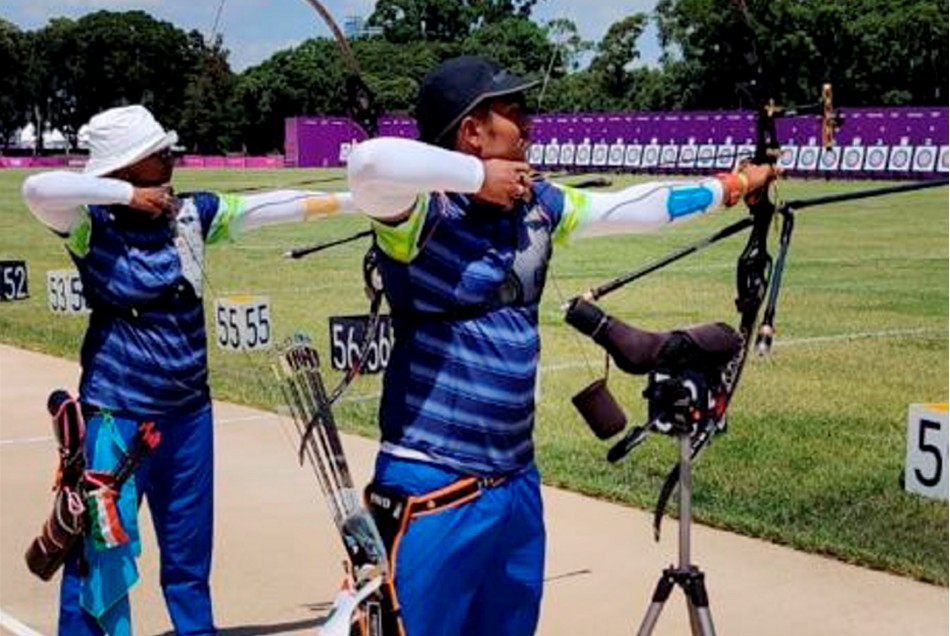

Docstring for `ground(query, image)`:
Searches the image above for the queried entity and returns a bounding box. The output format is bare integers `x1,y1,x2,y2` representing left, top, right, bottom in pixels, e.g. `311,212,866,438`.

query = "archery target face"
338,142,352,163
715,145,735,169
624,145,642,167
819,147,841,171
660,146,679,168
939,146,949,173
887,146,912,171
912,146,938,172
576,144,591,165
778,146,798,170
697,145,716,168
592,144,609,165
796,146,819,170
736,144,756,167
863,146,888,171
560,143,575,165
641,145,660,167
841,146,865,171
678,145,697,168
544,143,559,165
608,144,624,166
528,143,544,165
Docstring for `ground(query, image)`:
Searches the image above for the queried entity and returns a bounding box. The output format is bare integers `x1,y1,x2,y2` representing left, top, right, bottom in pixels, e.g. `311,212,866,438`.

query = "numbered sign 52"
1,260,29,301
904,403,948,501
215,296,272,351
47,270,89,314
329,315,393,374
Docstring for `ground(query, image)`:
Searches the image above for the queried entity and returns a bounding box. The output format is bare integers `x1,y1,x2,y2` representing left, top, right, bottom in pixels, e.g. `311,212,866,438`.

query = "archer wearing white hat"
22,104,357,636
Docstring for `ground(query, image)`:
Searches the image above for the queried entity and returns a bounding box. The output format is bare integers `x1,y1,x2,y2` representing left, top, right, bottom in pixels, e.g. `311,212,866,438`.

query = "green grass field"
1,167,947,584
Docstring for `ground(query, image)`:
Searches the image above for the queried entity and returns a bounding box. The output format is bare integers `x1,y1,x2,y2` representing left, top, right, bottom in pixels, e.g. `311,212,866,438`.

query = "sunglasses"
153,147,174,162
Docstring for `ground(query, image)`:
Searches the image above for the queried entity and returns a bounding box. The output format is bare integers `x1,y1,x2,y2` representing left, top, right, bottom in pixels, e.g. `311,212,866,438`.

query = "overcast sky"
1,0,663,71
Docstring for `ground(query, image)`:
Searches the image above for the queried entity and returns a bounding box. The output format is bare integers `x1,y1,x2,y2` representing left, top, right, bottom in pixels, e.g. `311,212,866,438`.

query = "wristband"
716,172,745,207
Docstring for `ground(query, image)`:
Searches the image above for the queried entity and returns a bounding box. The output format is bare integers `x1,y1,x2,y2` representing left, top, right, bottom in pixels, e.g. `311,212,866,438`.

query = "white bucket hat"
82,105,178,176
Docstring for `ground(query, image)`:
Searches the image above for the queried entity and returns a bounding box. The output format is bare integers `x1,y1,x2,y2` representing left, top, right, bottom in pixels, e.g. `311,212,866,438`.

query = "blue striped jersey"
71,192,223,418
374,181,570,476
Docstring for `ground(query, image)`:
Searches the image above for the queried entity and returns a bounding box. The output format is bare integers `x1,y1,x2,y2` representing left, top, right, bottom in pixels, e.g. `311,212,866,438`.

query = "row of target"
519,141,950,173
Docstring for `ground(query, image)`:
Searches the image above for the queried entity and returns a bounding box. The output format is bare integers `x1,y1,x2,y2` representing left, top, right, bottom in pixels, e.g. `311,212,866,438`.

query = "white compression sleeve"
21,171,133,233
569,179,725,237
237,190,358,233
346,137,485,219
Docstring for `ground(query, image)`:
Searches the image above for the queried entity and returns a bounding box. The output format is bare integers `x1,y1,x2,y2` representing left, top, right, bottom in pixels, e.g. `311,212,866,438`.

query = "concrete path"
1,344,945,636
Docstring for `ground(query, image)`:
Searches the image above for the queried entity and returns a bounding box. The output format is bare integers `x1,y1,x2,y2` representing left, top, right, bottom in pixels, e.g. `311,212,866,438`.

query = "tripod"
635,431,717,636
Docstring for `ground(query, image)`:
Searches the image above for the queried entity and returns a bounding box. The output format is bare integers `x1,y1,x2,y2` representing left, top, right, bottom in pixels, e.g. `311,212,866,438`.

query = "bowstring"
536,21,599,382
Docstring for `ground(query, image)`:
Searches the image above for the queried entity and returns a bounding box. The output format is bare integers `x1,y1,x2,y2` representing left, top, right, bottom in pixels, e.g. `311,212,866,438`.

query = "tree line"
1,0,946,155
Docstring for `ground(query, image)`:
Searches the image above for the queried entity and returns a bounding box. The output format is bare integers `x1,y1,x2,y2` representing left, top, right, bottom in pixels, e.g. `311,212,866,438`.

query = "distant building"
343,14,382,39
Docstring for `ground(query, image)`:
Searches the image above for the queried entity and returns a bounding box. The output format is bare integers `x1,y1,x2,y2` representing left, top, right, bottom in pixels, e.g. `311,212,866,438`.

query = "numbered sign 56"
1,260,29,301
329,314,393,374
904,403,948,501
47,270,89,314
215,296,272,351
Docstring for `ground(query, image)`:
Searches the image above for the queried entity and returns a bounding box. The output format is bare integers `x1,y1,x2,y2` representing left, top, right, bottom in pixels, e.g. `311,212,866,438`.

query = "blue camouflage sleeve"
532,180,566,230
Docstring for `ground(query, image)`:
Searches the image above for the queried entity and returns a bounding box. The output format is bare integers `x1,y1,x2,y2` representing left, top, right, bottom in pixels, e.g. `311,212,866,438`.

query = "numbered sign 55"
904,403,948,501
215,296,272,351
329,315,393,374
47,270,89,314
1,260,29,301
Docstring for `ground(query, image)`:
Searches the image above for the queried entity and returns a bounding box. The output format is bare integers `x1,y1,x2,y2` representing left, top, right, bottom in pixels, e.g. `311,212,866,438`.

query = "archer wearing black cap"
346,55,774,635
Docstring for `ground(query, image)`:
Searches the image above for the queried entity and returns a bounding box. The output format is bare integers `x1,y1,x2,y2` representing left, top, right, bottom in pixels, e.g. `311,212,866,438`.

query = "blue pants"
59,404,216,635
373,454,545,636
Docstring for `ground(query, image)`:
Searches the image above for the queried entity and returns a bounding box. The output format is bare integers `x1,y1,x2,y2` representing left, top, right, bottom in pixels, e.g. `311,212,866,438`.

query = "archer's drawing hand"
129,185,176,218
740,164,778,206
477,159,533,209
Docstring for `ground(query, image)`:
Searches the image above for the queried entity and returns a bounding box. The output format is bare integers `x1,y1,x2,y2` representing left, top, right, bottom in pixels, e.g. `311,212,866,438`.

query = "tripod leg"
684,568,716,636
636,571,675,636
686,596,701,636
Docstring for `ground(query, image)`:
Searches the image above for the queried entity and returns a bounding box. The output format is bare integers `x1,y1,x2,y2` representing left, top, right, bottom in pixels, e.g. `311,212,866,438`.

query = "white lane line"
538,327,946,373
0,609,46,636
0,435,52,446
773,327,941,347
2,327,940,444
0,404,383,445
215,413,278,424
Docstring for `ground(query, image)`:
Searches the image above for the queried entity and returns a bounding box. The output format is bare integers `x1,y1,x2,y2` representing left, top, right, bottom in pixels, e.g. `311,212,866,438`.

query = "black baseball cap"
416,56,539,144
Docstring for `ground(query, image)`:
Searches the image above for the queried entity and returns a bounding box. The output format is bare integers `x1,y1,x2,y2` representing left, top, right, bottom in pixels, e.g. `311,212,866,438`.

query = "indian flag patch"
83,471,130,550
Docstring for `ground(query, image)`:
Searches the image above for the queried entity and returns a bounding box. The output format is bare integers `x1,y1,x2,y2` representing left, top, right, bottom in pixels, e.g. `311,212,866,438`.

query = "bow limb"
300,0,380,138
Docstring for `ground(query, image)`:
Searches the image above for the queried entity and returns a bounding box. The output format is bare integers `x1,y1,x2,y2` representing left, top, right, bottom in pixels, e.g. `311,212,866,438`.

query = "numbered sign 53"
1,260,29,301
904,403,948,501
329,315,393,374
47,270,89,314
215,296,272,351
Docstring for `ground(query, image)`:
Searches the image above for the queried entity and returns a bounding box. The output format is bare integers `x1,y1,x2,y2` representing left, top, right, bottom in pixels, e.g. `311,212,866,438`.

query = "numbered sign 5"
1,260,29,301
329,314,393,375
904,403,948,501
215,296,272,351
47,270,89,314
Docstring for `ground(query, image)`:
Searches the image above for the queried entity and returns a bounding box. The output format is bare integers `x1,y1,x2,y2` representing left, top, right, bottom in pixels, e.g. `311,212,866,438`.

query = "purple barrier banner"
287,106,949,179
182,155,205,167
246,156,283,168
179,155,283,168
0,156,71,168
2,155,285,170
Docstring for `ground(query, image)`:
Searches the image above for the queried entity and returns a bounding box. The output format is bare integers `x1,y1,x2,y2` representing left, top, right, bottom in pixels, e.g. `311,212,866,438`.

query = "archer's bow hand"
717,164,777,208
742,163,778,207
